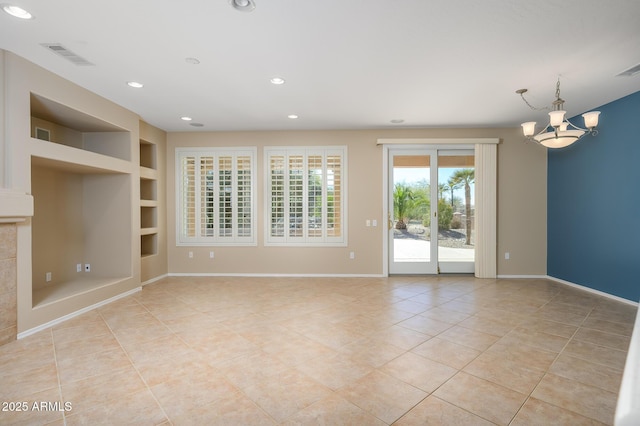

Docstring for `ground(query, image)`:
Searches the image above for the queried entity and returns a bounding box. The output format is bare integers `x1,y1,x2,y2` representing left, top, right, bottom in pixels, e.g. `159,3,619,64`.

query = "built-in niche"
30,158,132,307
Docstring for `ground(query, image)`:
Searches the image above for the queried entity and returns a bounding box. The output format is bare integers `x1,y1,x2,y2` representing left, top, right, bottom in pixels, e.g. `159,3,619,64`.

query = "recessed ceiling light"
181,116,193,121
2,4,33,19
390,119,405,124
185,57,200,65
270,77,285,85
127,81,144,88
288,114,299,119
229,0,255,12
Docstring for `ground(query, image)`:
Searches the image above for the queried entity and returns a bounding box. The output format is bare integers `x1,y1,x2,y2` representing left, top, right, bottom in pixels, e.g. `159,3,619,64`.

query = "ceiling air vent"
616,63,640,77
40,43,94,66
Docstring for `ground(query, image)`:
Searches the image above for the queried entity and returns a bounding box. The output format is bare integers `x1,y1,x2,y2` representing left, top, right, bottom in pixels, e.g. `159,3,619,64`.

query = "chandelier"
517,79,600,149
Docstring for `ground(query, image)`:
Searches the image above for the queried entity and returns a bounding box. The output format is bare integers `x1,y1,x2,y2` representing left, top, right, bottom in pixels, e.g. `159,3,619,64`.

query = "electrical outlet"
209,251,214,259
372,219,377,227
188,251,193,258
349,251,355,259
84,263,91,272
366,220,371,227
45,272,52,282
505,252,510,260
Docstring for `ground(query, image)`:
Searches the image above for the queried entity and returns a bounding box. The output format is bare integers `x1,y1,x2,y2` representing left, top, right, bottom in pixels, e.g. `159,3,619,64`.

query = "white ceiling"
1,0,639,132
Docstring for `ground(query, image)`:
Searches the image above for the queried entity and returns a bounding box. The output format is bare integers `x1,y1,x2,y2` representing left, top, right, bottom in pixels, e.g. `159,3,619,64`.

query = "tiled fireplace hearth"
0,223,17,345
0,189,34,346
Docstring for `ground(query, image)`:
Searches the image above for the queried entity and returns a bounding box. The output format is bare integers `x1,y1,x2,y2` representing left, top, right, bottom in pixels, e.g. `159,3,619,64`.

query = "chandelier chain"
519,92,549,111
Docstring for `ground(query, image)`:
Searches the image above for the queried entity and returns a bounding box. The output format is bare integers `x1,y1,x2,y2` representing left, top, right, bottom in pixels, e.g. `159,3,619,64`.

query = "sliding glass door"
388,148,474,274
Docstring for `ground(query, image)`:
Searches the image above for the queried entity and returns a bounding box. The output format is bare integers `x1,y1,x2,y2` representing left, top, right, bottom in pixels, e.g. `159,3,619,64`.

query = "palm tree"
446,178,463,208
393,183,413,230
450,169,474,245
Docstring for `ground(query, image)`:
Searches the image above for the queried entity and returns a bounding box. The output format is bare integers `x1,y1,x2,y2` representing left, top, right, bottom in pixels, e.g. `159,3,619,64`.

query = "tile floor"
0,276,637,425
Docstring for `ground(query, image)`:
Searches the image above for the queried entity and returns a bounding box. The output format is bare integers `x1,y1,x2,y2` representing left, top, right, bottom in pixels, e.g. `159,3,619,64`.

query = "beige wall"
0,48,546,334
167,127,547,276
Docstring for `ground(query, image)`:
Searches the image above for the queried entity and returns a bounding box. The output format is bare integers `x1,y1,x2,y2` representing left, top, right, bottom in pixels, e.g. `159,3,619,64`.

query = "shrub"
422,200,453,229
437,200,453,230
450,217,462,229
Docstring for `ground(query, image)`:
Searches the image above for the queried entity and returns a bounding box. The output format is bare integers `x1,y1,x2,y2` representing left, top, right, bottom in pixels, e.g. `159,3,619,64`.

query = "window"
265,146,347,246
176,147,256,245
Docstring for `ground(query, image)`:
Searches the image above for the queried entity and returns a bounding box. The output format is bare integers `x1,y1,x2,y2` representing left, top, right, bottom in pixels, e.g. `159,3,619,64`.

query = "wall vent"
40,43,94,66
616,63,640,77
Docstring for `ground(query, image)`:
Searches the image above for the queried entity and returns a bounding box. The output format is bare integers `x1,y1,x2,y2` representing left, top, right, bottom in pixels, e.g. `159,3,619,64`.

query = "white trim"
377,138,499,145
381,146,389,277
546,275,638,306
263,146,347,247
498,274,638,306
17,287,142,339
168,272,384,278
616,298,640,425
497,275,548,279
175,147,257,246
142,273,168,286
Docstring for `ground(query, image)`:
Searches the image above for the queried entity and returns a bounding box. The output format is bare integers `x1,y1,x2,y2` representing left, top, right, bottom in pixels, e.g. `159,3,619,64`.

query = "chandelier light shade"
517,80,600,149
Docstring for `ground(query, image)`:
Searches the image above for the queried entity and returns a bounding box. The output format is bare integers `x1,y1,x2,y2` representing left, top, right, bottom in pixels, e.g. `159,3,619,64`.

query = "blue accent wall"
547,91,640,302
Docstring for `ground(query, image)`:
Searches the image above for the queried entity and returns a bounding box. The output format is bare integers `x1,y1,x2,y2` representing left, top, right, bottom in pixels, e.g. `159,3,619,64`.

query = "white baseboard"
546,275,638,307
17,287,142,339
167,272,385,278
497,274,548,279
142,273,168,286
496,274,638,306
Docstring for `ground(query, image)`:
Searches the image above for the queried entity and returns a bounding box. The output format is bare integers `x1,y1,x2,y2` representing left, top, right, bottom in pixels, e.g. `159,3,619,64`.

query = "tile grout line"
507,296,600,425
388,287,502,426
134,284,279,425
97,300,174,425
50,328,68,426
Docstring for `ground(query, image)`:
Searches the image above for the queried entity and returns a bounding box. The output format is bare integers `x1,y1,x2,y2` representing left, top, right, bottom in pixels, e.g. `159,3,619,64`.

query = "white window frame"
176,147,257,246
264,146,347,247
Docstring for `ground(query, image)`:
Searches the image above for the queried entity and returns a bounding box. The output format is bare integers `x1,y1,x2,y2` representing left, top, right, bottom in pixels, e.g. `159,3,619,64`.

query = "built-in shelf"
30,139,132,175
140,166,158,180
141,234,157,257
140,227,158,236
140,139,157,170
13,55,146,335
140,178,157,202
139,136,159,258
30,93,131,162
29,93,134,312
141,206,157,229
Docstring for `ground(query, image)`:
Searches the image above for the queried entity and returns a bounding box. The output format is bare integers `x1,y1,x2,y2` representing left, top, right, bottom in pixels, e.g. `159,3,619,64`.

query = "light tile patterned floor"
0,276,637,425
